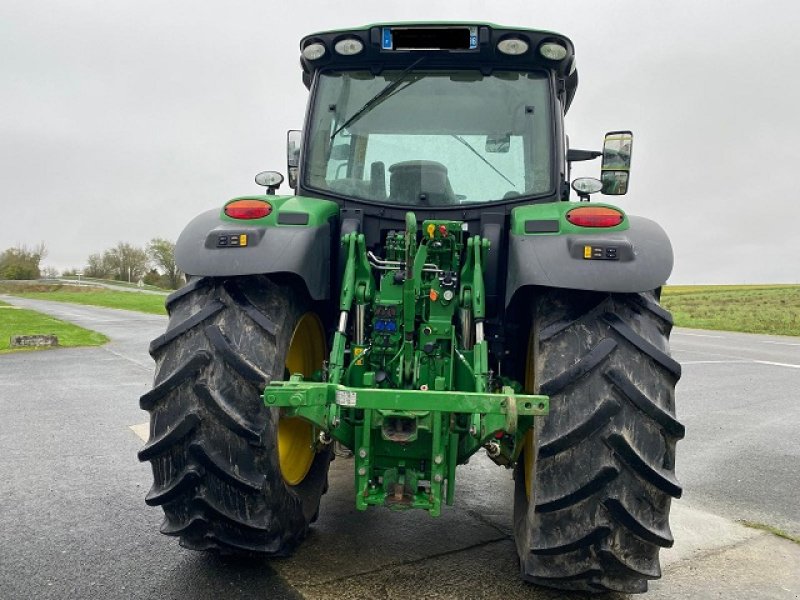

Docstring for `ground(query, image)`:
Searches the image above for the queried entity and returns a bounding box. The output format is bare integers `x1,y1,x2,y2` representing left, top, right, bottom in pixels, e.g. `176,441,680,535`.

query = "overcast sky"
2,0,798,284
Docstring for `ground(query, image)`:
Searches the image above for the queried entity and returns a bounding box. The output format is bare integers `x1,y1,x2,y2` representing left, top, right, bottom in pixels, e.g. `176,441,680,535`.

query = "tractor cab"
290,24,577,222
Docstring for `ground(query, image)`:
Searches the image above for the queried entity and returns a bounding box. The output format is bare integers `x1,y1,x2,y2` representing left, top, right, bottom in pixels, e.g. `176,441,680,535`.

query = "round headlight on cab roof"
334,38,364,56
539,41,568,61
497,37,529,56
302,42,326,61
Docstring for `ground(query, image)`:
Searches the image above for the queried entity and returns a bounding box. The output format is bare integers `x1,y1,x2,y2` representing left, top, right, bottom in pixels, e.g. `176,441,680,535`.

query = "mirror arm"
567,149,602,162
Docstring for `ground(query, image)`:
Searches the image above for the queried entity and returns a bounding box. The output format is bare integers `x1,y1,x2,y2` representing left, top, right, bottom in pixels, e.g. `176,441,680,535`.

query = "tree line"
0,239,183,290
0,243,48,280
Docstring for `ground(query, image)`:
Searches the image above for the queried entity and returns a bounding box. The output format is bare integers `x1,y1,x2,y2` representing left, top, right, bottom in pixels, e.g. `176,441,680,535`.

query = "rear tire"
138,275,331,554
513,289,683,594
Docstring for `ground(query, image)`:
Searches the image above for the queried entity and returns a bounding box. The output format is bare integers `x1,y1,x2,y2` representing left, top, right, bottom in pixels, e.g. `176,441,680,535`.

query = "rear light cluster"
224,199,272,220
566,206,624,228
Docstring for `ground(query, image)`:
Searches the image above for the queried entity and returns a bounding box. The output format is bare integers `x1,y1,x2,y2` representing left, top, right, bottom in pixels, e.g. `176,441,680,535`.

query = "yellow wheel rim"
278,312,326,486
523,327,536,502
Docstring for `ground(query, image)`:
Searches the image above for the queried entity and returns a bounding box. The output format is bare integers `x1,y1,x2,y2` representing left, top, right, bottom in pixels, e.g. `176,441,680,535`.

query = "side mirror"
287,130,302,189
601,130,633,195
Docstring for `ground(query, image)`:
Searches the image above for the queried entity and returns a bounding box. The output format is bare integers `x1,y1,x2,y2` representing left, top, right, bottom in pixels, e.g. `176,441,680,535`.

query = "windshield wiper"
450,135,516,188
330,57,425,141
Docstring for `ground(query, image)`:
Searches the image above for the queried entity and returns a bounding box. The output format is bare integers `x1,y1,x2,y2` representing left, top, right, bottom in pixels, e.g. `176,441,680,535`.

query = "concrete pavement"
0,296,798,599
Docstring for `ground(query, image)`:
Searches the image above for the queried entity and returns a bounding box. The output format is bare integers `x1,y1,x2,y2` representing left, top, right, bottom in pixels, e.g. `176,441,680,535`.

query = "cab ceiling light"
539,41,568,61
334,38,364,56
302,42,326,60
497,38,529,55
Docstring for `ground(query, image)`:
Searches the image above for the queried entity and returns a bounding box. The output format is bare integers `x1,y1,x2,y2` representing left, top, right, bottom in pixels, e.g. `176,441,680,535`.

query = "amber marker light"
224,199,272,220
566,206,624,228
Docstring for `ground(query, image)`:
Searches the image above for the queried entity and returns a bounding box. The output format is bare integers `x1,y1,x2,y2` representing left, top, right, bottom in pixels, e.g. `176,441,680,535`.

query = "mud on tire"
513,289,684,594
138,276,331,554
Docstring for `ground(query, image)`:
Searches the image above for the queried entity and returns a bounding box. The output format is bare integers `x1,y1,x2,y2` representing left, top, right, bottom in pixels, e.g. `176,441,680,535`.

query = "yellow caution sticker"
354,346,364,366
584,245,592,259
427,223,436,239
239,234,248,247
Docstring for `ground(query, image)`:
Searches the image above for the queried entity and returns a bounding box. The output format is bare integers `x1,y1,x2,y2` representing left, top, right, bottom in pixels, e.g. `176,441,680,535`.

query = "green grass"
661,284,800,336
0,283,167,315
0,300,108,353
3,280,799,336
738,520,800,545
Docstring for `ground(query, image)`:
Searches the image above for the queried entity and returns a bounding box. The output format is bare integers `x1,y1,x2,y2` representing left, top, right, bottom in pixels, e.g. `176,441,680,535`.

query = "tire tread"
515,291,682,594
139,276,330,556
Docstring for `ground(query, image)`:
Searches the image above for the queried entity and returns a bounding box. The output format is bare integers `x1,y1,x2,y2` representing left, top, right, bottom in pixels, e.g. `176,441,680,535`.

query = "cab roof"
298,23,578,110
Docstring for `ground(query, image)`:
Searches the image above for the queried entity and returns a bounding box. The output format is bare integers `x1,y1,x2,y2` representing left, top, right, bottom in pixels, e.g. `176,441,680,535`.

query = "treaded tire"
513,289,683,594
138,275,332,555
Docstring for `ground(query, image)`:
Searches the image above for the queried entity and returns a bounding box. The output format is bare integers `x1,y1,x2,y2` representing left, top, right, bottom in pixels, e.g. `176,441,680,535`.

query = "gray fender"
175,209,331,300
506,215,673,304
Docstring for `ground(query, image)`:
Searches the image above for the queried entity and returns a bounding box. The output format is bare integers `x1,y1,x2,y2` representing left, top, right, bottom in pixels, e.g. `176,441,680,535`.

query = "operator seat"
388,160,457,205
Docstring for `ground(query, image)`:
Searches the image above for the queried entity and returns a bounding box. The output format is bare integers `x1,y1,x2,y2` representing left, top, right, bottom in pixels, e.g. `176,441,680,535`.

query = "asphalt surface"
0,296,798,599
669,328,800,537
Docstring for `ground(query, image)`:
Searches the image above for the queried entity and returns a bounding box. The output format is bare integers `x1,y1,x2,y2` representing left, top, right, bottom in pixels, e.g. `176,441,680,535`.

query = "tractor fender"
175,208,332,300
506,215,673,303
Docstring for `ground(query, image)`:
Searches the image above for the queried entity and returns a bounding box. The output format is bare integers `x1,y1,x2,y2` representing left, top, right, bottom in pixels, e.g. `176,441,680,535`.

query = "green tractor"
139,23,683,594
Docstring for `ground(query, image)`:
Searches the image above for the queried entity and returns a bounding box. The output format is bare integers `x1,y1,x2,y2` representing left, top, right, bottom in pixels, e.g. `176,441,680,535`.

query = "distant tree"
147,238,182,289
85,252,111,278
142,268,168,288
104,242,148,282
40,265,60,279
0,243,47,280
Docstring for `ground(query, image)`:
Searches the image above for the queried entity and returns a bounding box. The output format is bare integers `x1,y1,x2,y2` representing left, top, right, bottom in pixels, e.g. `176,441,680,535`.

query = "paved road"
0,297,798,599
669,328,800,537
0,298,297,599
44,278,170,295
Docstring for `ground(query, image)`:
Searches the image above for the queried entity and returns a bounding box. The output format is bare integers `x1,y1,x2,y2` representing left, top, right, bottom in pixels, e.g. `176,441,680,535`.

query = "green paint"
266,212,548,516
219,195,339,227
510,201,630,235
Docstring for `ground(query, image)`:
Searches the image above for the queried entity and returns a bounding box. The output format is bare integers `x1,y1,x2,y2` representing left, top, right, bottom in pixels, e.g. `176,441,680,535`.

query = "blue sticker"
382,27,392,50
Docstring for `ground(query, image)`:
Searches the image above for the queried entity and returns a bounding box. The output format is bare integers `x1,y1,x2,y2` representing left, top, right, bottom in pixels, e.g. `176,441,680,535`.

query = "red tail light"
224,199,272,220
566,206,624,228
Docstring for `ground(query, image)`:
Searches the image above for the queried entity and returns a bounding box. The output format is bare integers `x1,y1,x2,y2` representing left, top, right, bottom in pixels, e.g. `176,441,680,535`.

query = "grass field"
2,281,798,336
0,283,167,315
661,284,800,336
0,299,108,353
